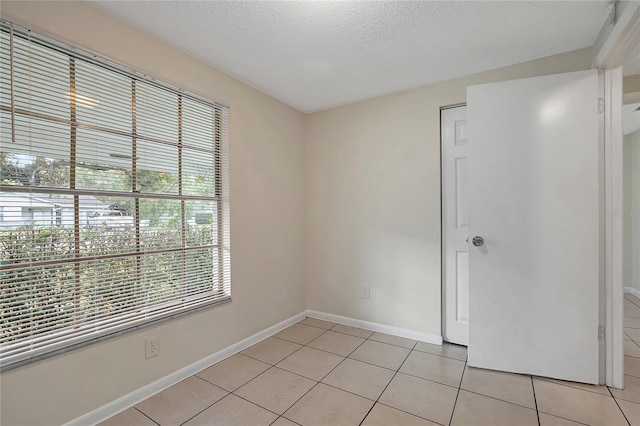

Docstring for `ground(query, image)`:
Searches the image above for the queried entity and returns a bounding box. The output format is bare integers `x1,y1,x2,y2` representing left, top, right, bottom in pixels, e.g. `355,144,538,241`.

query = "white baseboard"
305,310,443,345
65,312,306,426
625,287,640,299
67,309,442,425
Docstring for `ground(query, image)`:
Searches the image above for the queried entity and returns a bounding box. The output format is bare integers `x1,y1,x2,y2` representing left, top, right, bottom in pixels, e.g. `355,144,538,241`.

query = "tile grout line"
530,376,540,426
298,319,337,330
274,321,467,368
239,340,307,367
129,323,472,426
288,321,469,425
176,392,234,426
273,323,333,347
620,357,640,379
270,325,418,378
216,327,340,423
141,338,301,425
133,407,160,425
446,358,467,426
534,376,615,397
278,382,322,425
292,323,416,371
357,340,419,426
238,351,282,366
317,380,385,404
373,401,448,425
326,353,397,373
270,416,302,426
533,378,619,426
136,375,229,426
609,373,640,405
128,322,470,426
301,318,374,338
126,299,340,422
535,411,591,426
276,321,375,424
606,384,632,426
303,317,427,350
306,321,368,356
231,389,291,419
134,361,259,425
627,338,640,349
365,331,418,349
318,325,374,338
625,295,640,309
612,395,640,405
111,317,629,425
298,335,471,411
308,343,464,380
340,344,537,412
138,321,457,426
195,357,269,393
230,337,342,420
458,388,541,412
249,322,335,364
411,350,468,362
373,369,459,391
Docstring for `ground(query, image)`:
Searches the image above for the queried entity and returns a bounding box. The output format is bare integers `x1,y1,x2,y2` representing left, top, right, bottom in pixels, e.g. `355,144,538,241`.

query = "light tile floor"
102,294,640,426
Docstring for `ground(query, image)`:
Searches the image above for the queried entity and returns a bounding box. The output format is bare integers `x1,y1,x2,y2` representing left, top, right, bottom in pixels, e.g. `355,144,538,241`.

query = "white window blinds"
0,21,231,369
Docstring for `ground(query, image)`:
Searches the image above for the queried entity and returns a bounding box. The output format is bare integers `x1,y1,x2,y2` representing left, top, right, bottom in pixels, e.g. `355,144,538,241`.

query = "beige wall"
0,2,627,425
305,48,594,336
624,130,640,293
625,74,640,94
634,130,640,294
0,2,306,425
624,75,640,293
624,133,633,290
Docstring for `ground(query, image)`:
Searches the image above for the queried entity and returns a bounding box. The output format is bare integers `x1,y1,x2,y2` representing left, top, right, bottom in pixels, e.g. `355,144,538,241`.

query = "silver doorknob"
472,236,484,247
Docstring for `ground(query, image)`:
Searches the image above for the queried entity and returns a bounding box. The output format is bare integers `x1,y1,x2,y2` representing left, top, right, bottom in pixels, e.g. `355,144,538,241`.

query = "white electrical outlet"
145,336,159,359
360,285,370,299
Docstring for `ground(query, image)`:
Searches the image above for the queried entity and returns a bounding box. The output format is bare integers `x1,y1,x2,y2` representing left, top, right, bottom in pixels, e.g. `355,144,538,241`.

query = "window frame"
0,20,231,370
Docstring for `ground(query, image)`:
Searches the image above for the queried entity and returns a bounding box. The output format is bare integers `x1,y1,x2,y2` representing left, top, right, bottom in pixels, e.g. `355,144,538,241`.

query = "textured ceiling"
92,1,608,113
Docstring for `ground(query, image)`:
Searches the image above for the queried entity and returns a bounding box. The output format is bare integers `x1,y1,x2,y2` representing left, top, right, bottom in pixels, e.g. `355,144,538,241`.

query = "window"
0,21,231,369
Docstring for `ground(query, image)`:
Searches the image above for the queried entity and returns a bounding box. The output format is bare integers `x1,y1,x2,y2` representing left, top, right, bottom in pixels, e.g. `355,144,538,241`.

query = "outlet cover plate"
360,286,370,299
145,336,159,359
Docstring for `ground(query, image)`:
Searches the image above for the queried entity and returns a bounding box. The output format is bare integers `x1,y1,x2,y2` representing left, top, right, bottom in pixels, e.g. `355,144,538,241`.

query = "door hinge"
598,325,605,340
598,98,605,113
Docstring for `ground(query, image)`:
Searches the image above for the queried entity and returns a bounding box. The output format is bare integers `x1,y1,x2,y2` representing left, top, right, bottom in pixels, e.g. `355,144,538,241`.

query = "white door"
467,69,601,384
442,106,469,346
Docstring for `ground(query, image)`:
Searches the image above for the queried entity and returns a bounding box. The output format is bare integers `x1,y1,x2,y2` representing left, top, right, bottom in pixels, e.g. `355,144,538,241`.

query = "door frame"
439,75,616,385
438,2,636,386
440,103,468,346
594,1,640,389
603,67,624,389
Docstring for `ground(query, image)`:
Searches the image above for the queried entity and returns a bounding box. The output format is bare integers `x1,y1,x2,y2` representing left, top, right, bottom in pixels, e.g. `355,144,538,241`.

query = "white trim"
66,309,443,425
593,2,640,69
604,67,625,390
64,312,306,426
595,0,640,392
305,310,443,345
625,287,640,300
440,105,470,346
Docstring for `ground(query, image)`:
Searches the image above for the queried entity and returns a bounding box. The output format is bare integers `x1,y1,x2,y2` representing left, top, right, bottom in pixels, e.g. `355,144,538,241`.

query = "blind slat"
0,21,231,370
